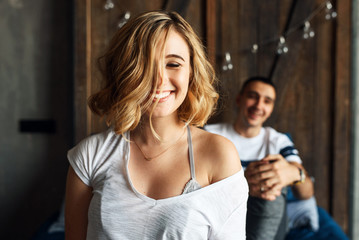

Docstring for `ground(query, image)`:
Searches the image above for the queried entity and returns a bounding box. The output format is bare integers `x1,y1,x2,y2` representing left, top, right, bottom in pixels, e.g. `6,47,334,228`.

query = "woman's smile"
153,91,173,102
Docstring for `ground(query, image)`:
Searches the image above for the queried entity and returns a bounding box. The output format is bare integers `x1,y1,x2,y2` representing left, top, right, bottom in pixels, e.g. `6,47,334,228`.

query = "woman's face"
149,29,191,119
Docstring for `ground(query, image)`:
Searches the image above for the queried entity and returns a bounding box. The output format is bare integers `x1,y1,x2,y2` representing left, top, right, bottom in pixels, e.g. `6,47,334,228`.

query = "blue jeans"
285,207,349,240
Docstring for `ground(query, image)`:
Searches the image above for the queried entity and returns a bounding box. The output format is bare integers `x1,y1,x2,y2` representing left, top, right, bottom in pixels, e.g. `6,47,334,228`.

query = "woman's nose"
157,71,168,87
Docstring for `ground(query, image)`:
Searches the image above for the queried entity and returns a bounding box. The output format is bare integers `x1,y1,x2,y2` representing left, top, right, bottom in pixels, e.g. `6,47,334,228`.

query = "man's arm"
245,154,314,201
288,161,314,200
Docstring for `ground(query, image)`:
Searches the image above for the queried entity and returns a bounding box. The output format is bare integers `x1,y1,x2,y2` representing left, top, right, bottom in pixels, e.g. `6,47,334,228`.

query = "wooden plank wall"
217,0,331,206
213,0,351,232
74,0,351,232
332,0,351,231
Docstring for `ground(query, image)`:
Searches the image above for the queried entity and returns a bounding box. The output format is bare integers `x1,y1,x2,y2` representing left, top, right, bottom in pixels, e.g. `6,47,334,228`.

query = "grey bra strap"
187,125,196,180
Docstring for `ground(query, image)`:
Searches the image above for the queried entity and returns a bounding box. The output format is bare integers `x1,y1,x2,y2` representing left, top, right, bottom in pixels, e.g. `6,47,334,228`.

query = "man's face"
236,81,276,129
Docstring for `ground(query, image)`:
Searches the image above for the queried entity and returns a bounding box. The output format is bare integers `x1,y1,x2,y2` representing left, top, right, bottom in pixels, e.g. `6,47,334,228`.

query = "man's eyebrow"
166,54,185,62
265,96,275,102
247,90,275,101
246,90,259,95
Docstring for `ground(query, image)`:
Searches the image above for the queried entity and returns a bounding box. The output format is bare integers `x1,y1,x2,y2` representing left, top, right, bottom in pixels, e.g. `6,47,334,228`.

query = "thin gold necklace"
133,127,186,161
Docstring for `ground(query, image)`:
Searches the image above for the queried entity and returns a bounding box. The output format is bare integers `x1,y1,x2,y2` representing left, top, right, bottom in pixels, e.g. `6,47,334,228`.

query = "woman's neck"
133,115,185,144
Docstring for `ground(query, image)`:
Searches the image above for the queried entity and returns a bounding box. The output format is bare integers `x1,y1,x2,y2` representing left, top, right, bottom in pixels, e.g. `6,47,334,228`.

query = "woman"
65,10,248,240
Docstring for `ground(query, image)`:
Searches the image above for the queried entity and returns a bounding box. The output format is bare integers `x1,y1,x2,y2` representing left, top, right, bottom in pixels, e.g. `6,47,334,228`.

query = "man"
205,76,314,240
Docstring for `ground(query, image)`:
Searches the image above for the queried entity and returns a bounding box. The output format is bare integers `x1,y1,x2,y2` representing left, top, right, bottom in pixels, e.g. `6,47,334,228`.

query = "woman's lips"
153,91,172,102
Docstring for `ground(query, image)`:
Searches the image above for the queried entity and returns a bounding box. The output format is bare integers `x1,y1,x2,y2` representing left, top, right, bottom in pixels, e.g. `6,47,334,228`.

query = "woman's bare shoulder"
190,127,242,183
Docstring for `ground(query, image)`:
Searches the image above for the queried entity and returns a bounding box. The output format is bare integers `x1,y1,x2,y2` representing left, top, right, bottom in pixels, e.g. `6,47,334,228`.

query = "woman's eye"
167,63,181,68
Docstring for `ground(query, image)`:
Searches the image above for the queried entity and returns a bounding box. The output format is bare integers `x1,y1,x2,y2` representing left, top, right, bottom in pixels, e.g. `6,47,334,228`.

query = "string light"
219,1,336,71
104,0,115,10
101,0,336,72
251,44,259,53
303,21,315,39
118,11,131,28
246,1,336,55
222,52,233,71
325,1,337,20
276,36,289,55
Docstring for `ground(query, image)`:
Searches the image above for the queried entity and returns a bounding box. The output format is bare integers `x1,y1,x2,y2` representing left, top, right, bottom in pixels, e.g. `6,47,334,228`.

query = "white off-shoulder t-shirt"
68,128,248,240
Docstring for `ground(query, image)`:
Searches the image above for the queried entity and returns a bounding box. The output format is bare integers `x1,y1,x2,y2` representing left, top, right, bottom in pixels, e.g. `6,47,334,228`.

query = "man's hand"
244,154,300,201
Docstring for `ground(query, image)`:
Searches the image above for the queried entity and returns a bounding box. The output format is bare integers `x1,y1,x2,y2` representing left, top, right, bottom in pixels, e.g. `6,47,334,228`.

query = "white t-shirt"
68,128,248,240
204,123,302,168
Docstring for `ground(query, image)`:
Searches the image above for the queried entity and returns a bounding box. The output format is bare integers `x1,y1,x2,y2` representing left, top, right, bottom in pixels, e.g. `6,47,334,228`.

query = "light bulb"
303,21,315,39
118,12,131,28
104,0,114,10
276,36,289,55
251,44,259,54
325,1,337,20
222,52,233,71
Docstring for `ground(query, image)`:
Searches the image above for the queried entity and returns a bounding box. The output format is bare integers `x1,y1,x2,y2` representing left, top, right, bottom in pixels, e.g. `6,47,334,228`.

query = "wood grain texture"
206,0,216,66
73,0,351,232
213,0,349,232
332,0,351,231
74,0,91,142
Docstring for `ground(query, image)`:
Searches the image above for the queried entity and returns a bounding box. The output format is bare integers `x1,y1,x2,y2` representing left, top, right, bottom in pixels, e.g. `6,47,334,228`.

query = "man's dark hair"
239,76,276,94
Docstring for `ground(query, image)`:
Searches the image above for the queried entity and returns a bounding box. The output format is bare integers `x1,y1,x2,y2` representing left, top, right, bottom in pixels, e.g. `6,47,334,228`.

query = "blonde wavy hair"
88,10,219,136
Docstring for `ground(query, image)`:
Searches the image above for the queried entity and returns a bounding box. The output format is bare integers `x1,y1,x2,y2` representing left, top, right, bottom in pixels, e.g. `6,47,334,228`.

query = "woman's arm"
65,166,93,240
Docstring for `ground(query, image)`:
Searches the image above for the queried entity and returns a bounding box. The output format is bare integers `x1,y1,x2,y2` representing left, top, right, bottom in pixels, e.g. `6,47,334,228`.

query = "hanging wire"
219,0,337,73
248,0,336,54
268,0,298,78
285,0,334,36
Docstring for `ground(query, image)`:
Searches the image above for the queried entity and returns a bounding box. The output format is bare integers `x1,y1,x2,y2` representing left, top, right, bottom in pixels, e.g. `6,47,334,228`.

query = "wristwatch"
292,167,306,185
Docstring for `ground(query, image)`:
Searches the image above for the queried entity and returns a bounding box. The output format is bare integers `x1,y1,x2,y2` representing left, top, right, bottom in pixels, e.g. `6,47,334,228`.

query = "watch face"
292,168,305,185
300,168,306,182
